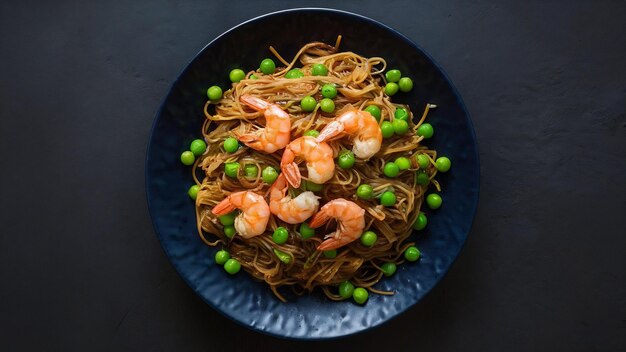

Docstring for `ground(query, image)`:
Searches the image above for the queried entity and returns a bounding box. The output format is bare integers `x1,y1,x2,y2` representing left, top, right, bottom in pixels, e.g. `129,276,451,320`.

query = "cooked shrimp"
211,191,270,238
236,95,291,153
280,136,335,188
269,174,319,224
316,105,382,159
309,198,365,250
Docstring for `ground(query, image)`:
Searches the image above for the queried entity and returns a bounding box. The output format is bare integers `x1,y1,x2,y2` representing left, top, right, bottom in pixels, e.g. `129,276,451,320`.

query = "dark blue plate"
146,8,479,339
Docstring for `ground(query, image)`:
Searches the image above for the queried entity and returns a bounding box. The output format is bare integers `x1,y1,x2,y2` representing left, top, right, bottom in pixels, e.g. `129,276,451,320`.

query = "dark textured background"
1,1,624,351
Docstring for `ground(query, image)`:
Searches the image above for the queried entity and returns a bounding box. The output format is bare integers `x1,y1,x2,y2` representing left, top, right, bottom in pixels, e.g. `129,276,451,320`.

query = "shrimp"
316,105,382,159
280,136,335,189
269,173,319,224
211,191,270,238
236,95,291,153
309,198,365,250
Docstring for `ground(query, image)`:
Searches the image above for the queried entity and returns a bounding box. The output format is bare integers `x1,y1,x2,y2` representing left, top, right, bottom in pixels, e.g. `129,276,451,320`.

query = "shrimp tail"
315,120,345,143
309,209,331,228
212,197,236,216
237,133,258,143
269,173,287,195
317,236,347,251
237,132,265,150
240,94,269,111
283,162,302,188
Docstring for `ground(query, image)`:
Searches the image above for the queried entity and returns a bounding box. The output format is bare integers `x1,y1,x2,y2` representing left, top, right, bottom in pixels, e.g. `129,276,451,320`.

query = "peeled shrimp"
280,136,335,188
316,106,382,159
211,191,270,238
236,95,291,153
269,173,319,224
309,198,365,250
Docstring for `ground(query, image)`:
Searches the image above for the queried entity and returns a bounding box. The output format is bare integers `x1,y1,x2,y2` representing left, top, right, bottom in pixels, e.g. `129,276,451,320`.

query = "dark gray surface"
0,1,624,351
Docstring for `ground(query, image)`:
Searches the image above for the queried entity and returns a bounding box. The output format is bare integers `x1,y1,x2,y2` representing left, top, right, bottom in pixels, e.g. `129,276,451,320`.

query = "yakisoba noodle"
191,37,444,302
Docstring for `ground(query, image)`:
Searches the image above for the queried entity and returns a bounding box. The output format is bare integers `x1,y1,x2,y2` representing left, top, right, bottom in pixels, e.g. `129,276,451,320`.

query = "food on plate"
178,37,450,303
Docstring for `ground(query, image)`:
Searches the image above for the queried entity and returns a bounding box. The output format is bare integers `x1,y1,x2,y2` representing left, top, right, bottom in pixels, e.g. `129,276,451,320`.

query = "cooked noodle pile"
192,37,440,301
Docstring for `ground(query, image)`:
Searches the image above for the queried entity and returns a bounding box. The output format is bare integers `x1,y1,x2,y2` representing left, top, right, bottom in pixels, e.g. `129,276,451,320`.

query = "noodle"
193,38,439,302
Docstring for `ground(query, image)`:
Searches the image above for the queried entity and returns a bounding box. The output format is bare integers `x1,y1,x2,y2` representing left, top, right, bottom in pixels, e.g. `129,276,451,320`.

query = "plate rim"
145,7,480,340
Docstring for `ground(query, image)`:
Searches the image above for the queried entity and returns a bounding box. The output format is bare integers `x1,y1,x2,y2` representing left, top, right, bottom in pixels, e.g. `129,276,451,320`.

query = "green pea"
338,150,355,169
353,287,368,304
273,248,291,264
392,119,409,135
416,171,430,186
383,162,400,177
304,180,323,192
299,223,315,239
215,250,230,265
381,121,394,138
323,249,337,258
360,231,377,247
272,227,289,244
413,212,427,230
180,151,195,166
381,262,397,277
404,246,421,262
356,184,374,200
416,154,430,169
260,58,276,74
398,77,413,92
364,105,381,121
394,107,409,121
303,130,320,137
312,63,328,76
416,123,434,139
385,69,401,83
321,84,337,99
244,164,258,178
380,191,396,206
395,157,411,170
426,193,442,209
188,184,200,200
218,212,236,226
223,137,239,153
285,68,304,79
229,68,245,83
435,157,452,172
224,162,240,178
300,96,317,112
249,74,258,80
207,86,222,101
339,281,355,299
190,139,207,156
385,82,399,96
261,166,279,184
223,225,236,238
224,258,241,274
320,98,335,113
